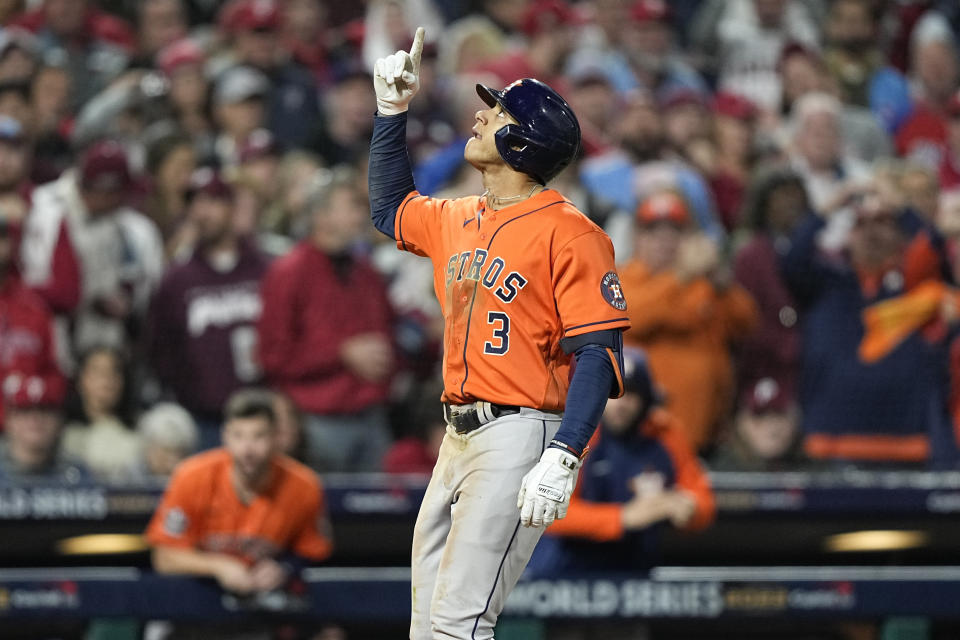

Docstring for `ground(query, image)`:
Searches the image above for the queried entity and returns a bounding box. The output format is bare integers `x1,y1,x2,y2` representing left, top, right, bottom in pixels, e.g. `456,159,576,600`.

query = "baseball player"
368,28,629,639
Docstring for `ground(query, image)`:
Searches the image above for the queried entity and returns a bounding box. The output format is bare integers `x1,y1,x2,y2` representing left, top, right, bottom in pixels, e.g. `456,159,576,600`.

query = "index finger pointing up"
409,27,425,72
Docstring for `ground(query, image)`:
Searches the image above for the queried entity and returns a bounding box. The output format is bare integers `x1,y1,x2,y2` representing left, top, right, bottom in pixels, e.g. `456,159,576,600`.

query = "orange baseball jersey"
395,188,630,409
146,449,332,563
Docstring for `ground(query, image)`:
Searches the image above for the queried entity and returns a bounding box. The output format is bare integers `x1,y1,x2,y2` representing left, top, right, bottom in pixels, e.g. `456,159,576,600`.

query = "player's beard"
234,455,271,487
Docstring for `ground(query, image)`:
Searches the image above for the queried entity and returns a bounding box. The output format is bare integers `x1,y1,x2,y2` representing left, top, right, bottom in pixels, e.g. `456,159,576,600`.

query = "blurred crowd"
3,0,960,490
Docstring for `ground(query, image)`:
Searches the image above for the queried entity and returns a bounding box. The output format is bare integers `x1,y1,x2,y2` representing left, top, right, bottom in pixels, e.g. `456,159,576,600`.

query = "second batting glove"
517,447,581,528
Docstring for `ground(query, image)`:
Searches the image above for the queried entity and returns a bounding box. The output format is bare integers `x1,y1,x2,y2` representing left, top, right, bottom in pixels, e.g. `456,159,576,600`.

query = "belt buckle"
445,403,481,434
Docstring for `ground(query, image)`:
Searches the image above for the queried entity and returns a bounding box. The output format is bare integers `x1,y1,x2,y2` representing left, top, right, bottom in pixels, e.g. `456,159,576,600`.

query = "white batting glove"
373,27,424,116
517,447,581,528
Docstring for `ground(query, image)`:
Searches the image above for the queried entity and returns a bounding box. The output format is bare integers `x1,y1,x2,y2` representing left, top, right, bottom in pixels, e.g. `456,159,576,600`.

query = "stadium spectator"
133,0,188,67
621,189,756,451
10,0,134,109
60,346,139,483
146,167,268,448
781,175,953,466
258,149,322,238
258,169,395,472
383,384,446,475
147,388,332,596
0,201,62,428
822,0,883,108
218,0,322,152
280,0,333,85
0,369,85,483
309,68,376,168
28,63,72,183
789,92,871,217
660,87,711,161
135,402,198,479
230,128,282,246
156,38,214,155
900,161,941,223
689,0,820,112
211,65,270,167
895,11,960,167
711,376,808,471
734,166,807,395
476,0,574,92
0,27,39,83
579,89,725,251
0,116,31,224
705,91,758,229
21,140,164,366
527,348,713,576
0,78,32,137
143,131,196,256
939,92,960,190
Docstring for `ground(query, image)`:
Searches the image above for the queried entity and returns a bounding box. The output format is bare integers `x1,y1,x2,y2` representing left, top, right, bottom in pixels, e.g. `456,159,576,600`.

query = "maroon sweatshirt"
147,243,268,419
733,233,801,392
257,242,394,415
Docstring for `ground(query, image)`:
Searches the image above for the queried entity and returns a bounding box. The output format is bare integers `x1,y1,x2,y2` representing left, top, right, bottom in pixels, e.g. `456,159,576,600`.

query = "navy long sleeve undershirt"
368,112,415,239
550,333,621,457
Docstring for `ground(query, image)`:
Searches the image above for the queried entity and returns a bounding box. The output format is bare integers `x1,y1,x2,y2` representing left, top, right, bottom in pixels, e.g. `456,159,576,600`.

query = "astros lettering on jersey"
395,188,630,409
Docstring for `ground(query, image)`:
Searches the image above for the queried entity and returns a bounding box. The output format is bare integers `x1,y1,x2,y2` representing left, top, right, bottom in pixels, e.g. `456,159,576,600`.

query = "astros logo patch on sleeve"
601,271,626,311
163,507,188,537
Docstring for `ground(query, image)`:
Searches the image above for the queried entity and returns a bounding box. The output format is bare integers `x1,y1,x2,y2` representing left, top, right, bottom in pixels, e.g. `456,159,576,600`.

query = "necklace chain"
482,184,540,207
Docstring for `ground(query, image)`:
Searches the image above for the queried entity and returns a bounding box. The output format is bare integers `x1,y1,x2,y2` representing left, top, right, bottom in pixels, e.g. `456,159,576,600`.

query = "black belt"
443,401,521,434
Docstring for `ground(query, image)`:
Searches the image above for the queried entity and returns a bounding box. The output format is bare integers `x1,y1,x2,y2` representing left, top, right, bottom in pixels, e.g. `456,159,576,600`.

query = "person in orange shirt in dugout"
147,388,332,595
620,188,757,451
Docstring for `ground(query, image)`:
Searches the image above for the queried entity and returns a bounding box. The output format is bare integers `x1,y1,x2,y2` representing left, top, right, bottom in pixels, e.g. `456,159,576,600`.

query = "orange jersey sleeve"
277,461,334,561
553,229,631,339
395,191,481,259
654,411,716,531
145,454,216,550
547,497,625,541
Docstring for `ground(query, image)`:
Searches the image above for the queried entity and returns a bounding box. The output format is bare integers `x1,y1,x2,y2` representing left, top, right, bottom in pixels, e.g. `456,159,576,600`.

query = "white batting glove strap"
373,27,424,116
517,447,581,528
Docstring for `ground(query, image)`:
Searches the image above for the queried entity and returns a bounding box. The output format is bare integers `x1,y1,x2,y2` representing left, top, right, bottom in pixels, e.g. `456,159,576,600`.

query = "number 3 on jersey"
484,311,510,356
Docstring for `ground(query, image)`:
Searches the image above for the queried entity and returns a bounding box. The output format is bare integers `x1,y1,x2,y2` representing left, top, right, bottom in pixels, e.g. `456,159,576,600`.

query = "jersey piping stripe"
471,420,548,639
460,200,564,398
396,194,424,252
564,317,630,335
606,347,625,399
484,200,564,250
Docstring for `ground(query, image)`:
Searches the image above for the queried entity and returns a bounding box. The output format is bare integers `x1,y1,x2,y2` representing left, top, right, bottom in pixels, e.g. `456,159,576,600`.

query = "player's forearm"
151,546,236,578
552,343,617,456
369,112,416,240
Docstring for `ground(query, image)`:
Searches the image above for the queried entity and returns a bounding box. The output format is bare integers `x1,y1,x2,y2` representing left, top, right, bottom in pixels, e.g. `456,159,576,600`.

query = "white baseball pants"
409,408,562,640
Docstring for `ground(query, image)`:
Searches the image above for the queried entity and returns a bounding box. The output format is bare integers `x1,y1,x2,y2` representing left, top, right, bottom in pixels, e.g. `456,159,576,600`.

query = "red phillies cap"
2,373,65,410
521,0,576,37
636,190,690,225
219,0,281,33
79,140,132,193
156,38,204,76
631,0,671,23
713,91,758,121
742,377,793,414
186,166,234,201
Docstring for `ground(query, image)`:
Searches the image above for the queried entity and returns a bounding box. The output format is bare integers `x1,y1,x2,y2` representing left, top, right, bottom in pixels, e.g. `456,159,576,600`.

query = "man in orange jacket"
527,348,715,576
620,188,757,450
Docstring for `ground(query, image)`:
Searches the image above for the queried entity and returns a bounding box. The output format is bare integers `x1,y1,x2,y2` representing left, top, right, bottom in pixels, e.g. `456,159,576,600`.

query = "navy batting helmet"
476,78,581,185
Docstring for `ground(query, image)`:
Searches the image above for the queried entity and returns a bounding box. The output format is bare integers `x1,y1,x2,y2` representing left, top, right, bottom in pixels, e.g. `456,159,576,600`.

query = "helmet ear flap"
494,124,550,184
